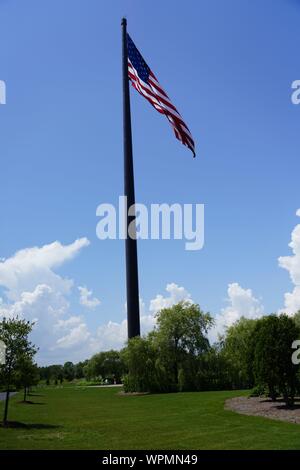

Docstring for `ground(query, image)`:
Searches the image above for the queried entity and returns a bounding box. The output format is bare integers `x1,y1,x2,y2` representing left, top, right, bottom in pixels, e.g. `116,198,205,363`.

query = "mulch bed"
225,396,300,425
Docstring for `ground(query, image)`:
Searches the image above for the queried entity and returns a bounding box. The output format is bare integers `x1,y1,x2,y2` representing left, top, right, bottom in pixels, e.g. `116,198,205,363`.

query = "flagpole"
122,17,141,339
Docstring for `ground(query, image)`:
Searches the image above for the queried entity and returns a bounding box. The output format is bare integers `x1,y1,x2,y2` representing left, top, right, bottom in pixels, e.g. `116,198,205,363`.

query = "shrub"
248,384,266,397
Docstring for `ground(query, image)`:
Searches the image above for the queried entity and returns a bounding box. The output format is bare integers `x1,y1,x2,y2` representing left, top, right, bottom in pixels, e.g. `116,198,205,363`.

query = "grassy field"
0,386,300,449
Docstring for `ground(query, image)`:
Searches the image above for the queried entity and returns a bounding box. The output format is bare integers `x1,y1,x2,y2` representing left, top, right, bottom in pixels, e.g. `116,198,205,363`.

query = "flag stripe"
130,71,185,123
128,61,194,141
127,34,195,157
129,64,193,138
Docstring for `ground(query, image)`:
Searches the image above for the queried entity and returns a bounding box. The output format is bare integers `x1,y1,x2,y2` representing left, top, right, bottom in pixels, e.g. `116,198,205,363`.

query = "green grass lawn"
0,386,300,449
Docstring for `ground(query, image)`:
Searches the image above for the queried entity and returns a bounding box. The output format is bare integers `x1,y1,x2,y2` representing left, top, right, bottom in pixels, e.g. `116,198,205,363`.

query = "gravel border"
225,396,300,425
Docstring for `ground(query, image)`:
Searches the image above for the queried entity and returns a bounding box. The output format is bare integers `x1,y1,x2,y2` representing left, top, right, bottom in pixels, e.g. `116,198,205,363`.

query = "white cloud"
281,287,300,316
90,312,156,352
209,283,264,343
149,283,192,313
0,283,75,360
0,239,91,364
90,283,191,353
0,284,68,323
140,311,156,331
55,316,82,330
93,319,128,351
56,323,90,349
0,238,155,362
0,238,90,301
78,286,101,309
278,209,300,315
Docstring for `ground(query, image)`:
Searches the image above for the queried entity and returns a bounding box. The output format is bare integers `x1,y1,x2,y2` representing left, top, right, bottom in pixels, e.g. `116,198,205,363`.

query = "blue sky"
0,0,300,364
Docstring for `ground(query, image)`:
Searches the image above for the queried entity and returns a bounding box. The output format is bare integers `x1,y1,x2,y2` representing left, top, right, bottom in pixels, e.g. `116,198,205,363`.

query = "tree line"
39,302,300,407
38,351,124,385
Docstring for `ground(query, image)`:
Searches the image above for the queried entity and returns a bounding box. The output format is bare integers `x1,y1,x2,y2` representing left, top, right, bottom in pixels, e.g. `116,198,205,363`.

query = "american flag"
127,34,196,157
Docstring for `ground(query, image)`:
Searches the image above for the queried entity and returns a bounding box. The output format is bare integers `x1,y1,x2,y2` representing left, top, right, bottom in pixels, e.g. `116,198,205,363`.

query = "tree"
63,362,75,382
293,310,300,329
253,314,300,406
0,317,37,425
100,350,124,383
153,301,213,387
121,336,167,392
38,366,48,384
50,365,64,385
222,317,259,389
86,351,125,383
75,361,87,380
38,365,64,385
196,346,233,391
121,302,214,393
15,358,39,402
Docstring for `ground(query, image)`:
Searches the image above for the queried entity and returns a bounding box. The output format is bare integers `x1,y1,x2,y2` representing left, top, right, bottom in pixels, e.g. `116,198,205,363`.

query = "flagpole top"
121,17,127,27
